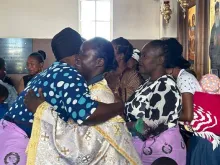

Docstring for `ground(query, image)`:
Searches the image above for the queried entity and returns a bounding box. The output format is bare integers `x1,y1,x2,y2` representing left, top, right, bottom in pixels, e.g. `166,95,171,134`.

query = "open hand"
24,88,45,113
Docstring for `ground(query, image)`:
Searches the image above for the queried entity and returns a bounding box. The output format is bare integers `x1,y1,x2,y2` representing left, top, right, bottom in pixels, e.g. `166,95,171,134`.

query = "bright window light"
79,0,112,40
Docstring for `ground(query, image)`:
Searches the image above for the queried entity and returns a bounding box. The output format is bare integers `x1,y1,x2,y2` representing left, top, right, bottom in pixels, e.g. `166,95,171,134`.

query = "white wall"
0,0,177,40
159,0,178,39
0,0,79,38
113,0,161,40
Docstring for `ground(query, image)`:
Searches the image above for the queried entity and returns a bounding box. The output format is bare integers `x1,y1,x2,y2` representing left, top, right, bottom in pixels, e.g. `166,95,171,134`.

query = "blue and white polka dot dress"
6,62,98,136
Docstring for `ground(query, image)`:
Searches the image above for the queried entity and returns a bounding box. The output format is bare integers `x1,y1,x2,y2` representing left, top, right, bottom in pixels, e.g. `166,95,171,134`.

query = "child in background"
0,84,9,119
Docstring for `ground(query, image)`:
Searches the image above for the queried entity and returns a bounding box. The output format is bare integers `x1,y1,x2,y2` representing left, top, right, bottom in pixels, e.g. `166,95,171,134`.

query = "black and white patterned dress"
125,75,182,137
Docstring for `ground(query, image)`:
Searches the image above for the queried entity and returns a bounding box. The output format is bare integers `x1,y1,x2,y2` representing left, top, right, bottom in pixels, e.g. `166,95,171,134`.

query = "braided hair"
163,38,191,69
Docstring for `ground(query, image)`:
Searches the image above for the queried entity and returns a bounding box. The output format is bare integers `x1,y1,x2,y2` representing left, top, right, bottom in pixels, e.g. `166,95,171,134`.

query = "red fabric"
190,92,220,136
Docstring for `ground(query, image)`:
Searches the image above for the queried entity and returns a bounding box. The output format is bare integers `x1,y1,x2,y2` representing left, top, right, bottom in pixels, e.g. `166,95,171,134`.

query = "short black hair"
146,39,190,69
0,58,5,70
146,40,171,66
88,37,116,72
0,84,9,101
152,157,178,165
112,37,133,62
29,51,46,63
163,38,191,69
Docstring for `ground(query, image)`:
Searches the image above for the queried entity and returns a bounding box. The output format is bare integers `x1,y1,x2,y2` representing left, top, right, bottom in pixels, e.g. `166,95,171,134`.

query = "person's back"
0,84,9,119
177,69,202,94
0,80,17,108
5,61,93,137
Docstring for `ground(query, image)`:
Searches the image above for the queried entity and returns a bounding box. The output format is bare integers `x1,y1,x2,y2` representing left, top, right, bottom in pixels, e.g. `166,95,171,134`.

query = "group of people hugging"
0,27,220,165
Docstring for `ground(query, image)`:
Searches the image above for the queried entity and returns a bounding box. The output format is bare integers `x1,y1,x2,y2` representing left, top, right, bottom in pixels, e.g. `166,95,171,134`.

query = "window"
79,0,112,40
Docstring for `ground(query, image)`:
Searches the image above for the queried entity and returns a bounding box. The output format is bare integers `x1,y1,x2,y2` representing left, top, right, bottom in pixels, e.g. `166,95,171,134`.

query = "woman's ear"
40,63,44,71
96,58,105,67
158,56,165,65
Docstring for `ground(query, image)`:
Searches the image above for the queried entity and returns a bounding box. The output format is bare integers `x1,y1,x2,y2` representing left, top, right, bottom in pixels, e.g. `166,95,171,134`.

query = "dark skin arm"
24,89,124,125
179,93,194,122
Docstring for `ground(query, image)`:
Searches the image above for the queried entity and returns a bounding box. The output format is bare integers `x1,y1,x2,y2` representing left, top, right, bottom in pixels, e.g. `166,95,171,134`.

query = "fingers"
38,88,44,99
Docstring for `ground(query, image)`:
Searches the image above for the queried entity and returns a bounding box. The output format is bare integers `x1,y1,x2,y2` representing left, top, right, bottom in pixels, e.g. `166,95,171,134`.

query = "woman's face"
112,43,122,63
75,42,104,81
139,44,161,75
26,56,43,75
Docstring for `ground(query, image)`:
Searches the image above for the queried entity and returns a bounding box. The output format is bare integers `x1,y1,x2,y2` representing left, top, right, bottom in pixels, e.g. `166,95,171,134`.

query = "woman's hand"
24,88,45,113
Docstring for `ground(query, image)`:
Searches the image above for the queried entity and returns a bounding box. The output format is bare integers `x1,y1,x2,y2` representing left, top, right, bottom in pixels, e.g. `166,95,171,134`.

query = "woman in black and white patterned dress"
125,40,186,165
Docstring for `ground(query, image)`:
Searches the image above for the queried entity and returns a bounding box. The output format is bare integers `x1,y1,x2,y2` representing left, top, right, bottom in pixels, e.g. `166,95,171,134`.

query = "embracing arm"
17,78,24,94
24,89,124,125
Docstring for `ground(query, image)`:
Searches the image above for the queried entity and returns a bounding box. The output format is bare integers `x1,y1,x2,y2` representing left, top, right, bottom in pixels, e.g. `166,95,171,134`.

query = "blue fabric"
0,103,8,119
187,136,220,165
6,62,98,136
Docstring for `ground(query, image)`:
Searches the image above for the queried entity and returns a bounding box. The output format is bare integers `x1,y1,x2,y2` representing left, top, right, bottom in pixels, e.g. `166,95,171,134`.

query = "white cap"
132,48,141,62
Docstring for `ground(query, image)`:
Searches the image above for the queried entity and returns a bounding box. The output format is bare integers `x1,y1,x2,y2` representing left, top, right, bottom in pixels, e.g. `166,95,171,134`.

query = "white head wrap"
132,48,141,62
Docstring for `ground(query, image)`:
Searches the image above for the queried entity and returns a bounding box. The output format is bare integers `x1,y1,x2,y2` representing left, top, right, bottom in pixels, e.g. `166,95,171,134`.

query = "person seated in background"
0,84,9,119
127,48,141,70
186,74,220,165
125,40,186,165
0,58,14,87
17,50,46,94
0,58,17,107
105,37,143,102
0,80,17,108
24,37,142,165
165,38,202,122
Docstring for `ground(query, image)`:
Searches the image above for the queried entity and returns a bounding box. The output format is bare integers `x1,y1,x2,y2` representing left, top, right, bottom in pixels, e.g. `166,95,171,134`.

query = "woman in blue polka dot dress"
0,28,124,165
24,37,142,165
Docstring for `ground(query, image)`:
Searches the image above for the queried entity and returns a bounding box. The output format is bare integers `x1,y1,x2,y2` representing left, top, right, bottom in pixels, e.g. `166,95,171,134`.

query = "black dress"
23,75,34,88
3,76,14,87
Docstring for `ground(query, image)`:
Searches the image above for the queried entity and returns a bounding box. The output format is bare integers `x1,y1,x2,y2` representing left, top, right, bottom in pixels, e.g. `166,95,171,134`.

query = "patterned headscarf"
200,74,220,94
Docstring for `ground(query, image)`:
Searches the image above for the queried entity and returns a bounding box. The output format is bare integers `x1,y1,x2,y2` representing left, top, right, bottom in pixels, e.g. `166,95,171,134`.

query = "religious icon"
188,6,196,69
209,0,220,77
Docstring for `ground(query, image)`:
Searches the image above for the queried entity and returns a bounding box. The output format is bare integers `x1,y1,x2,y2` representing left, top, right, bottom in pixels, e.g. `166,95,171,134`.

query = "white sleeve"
177,74,197,94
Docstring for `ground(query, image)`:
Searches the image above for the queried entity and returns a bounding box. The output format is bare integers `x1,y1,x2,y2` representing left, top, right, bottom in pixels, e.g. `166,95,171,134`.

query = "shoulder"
123,68,138,76
46,62,85,82
89,79,112,94
150,75,179,94
22,75,33,81
89,79,114,103
178,70,199,84
3,76,14,86
123,68,142,82
177,70,201,94
156,75,176,87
